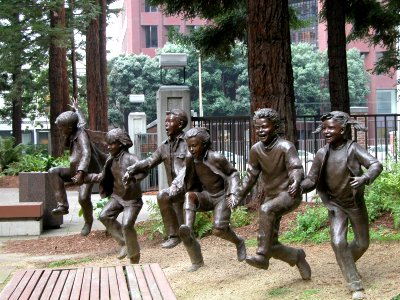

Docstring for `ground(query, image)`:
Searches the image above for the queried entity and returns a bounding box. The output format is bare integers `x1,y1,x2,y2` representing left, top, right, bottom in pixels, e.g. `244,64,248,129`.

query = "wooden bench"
0,264,176,300
0,202,43,236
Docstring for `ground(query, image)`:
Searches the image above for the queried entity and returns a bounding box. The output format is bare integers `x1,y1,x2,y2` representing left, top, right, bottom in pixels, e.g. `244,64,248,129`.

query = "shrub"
365,164,400,229
0,137,24,172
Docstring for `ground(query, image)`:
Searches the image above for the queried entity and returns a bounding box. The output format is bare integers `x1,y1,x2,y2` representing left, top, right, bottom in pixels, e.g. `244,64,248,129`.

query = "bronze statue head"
105,128,133,150
185,127,211,149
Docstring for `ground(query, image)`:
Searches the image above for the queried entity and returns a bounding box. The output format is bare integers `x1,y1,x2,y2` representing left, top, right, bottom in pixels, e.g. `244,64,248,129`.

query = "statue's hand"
226,194,241,210
350,176,366,189
69,98,79,112
72,171,84,185
169,184,178,197
288,180,301,198
122,171,135,185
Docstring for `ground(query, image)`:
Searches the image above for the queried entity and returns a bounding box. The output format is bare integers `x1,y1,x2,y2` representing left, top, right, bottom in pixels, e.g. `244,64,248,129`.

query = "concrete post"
156,85,191,190
128,112,147,154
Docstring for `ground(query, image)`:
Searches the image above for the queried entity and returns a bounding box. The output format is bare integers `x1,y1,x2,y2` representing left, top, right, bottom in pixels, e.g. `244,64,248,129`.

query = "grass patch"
301,289,320,299
47,257,94,268
268,287,292,297
245,238,257,247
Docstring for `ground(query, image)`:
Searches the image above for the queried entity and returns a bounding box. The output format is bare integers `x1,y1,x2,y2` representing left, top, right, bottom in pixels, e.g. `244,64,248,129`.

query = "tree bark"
86,0,108,132
247,0,297,144
326,0,350,113
11,71,22,146
49,6,70,157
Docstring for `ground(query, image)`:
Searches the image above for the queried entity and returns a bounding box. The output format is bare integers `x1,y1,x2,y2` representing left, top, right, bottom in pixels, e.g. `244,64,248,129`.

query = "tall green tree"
0,0,49,145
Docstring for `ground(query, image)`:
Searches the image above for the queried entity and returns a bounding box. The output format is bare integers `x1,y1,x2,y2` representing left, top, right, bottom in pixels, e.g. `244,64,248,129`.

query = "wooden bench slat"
69,267,84,300
100,267,109,300
9,269,35,300
19,269,44,300
1,264,176,300
29,269,52,300
149,263,177,300
59,269,77,300
133,265,152,300
90,266,100,300
0,269,27,299
79,267,92,300
115,266,130,300
107,266,120,300
49,270,69,300
142,264,162,300
39,270,60,300
125,265,142,300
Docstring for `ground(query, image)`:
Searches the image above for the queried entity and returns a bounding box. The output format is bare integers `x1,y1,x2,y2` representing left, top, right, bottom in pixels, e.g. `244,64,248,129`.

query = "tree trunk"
86,0,108,132
68,0,78,101
326,0,350,113
49,6,70,157
11,72,22,146
247,0,297,144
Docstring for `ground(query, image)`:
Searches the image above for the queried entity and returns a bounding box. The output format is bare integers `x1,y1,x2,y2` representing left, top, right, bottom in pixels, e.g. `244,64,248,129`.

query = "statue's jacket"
302,139,383,208
182,149,240,197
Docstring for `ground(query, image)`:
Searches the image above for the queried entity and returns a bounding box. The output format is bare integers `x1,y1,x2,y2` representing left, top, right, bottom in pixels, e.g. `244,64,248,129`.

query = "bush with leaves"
365,163,400,229
2,150,69,175
139,201,252,240
0,137,24,172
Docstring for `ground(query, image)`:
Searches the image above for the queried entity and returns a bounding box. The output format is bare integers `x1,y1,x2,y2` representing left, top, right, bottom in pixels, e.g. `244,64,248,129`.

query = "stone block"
19,172,63,228
0,219,42,236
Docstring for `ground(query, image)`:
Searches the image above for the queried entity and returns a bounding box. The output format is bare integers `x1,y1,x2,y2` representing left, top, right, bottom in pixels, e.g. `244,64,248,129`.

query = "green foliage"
0,138,23,172
292,43,369,115
79,197,109,219
230,206,253,228
2,151,69,175
267,287,292,297
281,203,330,244
365,165,400,229
138,200,252,240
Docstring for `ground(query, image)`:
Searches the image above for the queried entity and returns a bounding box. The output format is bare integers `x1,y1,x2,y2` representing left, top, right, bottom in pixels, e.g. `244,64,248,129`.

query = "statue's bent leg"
121,203,142,264
99,197,125,257
179,192,203,271
78,183,94,236
157,189,181,249
213,200,246,262
328,206,364,293
48,167,70,215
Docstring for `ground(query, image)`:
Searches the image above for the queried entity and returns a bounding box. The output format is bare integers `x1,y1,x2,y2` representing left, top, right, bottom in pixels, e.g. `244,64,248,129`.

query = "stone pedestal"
19,172,63,228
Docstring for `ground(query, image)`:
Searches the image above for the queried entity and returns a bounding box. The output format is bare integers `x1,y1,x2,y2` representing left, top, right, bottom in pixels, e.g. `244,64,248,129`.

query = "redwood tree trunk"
86,0,108,132
326,0,350,113
247,0,297,144
11,71,22,146
49,6,69,157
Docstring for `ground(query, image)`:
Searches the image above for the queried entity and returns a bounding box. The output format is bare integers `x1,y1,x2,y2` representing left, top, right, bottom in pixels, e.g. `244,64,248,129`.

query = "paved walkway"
0,188,156,238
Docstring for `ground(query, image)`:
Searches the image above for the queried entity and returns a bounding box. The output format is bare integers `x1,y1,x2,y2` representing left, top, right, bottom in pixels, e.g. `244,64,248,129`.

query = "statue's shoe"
296,249,311,280
51,206,69,215
80,223,92,236
245,254,269,270
117,246,128,260
162,237,181,249
129,253,140,264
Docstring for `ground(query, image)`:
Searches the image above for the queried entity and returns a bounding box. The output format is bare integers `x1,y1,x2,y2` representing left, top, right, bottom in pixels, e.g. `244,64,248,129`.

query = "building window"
144,1,158,12
376,89,396,113
186,25,199,34
144,26,158,48
376,51,385,63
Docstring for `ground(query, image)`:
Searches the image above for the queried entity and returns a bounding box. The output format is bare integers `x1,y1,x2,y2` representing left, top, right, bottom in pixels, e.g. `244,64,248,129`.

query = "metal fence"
137,114,400,192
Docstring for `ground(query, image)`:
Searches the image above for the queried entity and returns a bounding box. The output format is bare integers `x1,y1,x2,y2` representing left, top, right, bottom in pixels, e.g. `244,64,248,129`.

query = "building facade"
118,0,208,57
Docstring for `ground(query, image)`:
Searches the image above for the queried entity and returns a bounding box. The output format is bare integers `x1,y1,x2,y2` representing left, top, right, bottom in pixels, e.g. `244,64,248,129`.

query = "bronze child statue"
123,109,188,249
230,108,311,280
301,111,383,300
178,127,246,272
82,128,147,263
49,102,106,236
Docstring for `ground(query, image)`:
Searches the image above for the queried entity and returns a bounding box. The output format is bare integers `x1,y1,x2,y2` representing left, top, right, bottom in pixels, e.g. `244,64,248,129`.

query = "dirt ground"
1,176,400,299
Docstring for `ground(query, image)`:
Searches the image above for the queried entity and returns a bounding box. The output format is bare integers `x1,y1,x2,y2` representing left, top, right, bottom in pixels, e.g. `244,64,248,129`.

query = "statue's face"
322,119,344,146
186,136,205,159
165,115,182,137
107,141,123,156
254,118,276,146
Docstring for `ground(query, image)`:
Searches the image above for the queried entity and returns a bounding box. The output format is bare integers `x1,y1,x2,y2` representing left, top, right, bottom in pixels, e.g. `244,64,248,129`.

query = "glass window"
376,89,396,113
144,1,158,12
144,26,158,48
